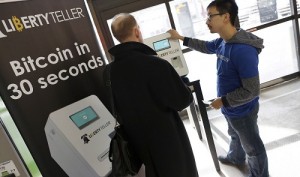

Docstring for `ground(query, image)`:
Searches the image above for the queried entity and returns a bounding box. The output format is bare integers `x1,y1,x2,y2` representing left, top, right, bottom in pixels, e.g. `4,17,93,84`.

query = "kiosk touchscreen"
45,95,115,177
143,33,189,76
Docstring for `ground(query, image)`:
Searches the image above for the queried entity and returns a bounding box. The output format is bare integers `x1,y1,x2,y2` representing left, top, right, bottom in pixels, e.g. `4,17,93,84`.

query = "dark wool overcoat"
108,42,198,177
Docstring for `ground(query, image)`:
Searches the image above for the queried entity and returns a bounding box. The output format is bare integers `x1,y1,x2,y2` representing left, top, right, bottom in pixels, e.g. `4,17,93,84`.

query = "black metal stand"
186,80,220,172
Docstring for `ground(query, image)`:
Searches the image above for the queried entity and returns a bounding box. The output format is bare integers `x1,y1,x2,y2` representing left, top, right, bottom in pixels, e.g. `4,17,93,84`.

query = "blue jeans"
225,103,269,177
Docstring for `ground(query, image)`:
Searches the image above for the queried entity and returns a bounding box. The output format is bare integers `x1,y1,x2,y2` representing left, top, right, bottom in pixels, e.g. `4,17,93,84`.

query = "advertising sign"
0,0,108,176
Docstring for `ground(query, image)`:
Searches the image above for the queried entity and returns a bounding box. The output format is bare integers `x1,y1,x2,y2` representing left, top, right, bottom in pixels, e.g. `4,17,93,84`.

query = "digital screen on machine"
153,39,171,52
69,106,99,129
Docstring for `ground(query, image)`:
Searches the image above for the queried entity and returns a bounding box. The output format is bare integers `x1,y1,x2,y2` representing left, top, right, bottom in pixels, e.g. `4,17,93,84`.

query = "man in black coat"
108,13,199,177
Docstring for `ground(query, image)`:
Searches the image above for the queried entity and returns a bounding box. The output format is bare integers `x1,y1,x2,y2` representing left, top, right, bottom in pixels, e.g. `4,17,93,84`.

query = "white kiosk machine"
45,95,115,177
143,33,189,76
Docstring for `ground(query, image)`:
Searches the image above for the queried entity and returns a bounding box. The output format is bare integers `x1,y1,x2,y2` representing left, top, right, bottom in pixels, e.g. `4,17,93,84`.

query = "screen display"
69,106,99,129
153,39,171,52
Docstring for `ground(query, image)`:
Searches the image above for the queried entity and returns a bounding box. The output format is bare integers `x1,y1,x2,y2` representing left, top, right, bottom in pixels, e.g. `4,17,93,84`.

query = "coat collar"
108,42,157,58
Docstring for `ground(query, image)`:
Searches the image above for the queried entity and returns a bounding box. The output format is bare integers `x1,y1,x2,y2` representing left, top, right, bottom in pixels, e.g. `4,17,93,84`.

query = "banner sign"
0,0,108,176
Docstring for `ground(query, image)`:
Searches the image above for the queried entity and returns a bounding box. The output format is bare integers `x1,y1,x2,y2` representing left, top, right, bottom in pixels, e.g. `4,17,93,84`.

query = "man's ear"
224,13,231,24
134,27,140,39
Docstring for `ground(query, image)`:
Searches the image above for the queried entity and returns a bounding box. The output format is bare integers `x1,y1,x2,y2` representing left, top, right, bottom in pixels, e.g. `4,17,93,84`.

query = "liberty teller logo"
81,134,90,144
0,7,85,38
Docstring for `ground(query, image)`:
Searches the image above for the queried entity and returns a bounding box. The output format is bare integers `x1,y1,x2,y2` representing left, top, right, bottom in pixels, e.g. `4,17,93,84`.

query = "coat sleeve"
222,76,260,107
148,59,193,111
183,37,220,54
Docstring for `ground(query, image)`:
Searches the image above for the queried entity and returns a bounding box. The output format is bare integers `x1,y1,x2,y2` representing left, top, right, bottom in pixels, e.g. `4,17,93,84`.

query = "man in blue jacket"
168,0,268,176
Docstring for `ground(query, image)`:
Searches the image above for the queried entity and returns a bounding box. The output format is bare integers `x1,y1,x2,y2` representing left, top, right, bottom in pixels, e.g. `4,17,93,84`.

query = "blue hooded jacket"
183,29,264,118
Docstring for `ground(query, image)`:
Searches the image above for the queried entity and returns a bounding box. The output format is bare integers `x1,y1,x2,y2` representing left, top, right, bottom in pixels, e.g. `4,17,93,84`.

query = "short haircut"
207,0,238,26
111,13,137,42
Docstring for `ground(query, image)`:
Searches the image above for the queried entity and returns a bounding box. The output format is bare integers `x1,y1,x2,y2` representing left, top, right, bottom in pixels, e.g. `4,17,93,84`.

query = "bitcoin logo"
12,16,24,32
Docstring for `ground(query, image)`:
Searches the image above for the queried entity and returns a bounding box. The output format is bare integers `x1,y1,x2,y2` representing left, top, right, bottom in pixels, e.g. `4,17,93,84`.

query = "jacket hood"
227,29,264,53
109,42,157,57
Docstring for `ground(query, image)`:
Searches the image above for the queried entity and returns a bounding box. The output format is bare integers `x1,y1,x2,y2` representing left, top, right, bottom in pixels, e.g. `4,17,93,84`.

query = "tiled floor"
184,77,300,177
1,76,300,177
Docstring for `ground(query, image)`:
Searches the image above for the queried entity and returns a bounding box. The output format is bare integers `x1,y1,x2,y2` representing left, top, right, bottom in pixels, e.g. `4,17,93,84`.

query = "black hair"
207,0,238,25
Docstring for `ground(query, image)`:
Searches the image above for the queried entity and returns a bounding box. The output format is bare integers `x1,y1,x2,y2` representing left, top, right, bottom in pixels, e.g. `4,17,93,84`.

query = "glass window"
169,0,216,40
183,21,300,99
107,4,171,45
183,51,217,100
236,0,291,29
169,0,299,100
296,0,300,13
254,21,298,83
170,0,219,100
105,0,299,100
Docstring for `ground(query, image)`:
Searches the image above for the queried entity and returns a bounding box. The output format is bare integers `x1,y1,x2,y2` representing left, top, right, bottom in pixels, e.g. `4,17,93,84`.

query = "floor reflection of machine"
257,0,278,23
45,95,115,177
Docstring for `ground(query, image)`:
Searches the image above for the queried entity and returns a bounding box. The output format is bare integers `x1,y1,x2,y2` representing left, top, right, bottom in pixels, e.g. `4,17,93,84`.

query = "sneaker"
218,155,245,166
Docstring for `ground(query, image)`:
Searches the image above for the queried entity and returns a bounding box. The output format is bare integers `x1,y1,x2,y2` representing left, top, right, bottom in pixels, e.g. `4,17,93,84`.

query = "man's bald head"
111,13,141,43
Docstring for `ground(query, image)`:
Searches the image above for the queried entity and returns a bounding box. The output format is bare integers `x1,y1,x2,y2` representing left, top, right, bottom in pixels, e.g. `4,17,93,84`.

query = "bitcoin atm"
143,32,189,76
44,95,115,177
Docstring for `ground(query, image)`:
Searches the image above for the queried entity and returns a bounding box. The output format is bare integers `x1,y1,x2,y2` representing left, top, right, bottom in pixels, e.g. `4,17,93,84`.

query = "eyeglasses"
206,13,224,21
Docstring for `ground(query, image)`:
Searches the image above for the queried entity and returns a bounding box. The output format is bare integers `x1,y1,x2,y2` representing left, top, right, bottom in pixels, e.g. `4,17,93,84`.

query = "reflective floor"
184,77,300,177
1,76,299,177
